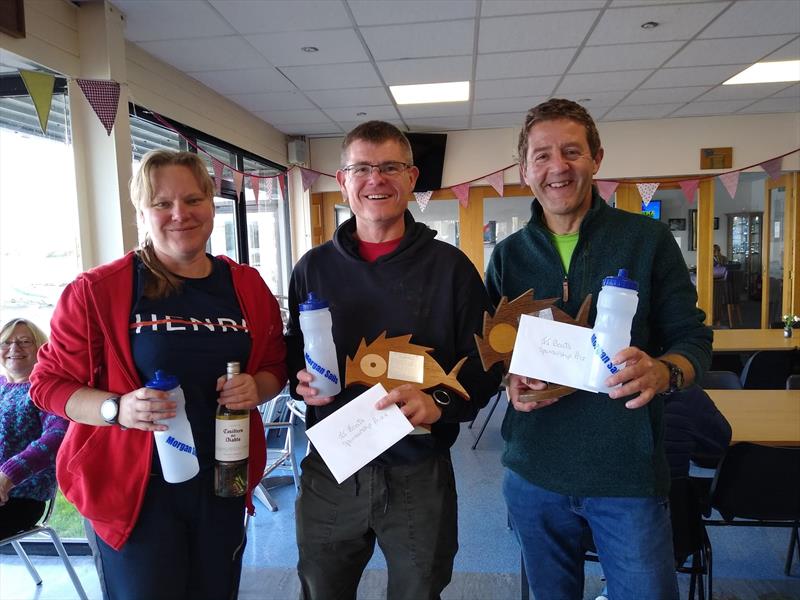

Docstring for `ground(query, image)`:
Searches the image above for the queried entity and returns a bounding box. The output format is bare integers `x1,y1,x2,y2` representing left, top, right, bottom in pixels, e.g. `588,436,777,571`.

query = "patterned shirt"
0,376,68,501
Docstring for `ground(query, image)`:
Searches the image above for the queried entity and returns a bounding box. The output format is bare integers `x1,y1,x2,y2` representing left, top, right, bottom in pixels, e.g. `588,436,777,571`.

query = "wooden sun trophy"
474,290,592,403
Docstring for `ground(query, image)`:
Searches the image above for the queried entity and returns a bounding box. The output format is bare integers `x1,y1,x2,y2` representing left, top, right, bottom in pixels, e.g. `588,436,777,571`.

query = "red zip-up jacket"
30,253,287,550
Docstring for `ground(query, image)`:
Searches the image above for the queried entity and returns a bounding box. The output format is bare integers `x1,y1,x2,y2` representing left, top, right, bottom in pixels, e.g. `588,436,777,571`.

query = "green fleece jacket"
485,191,712,497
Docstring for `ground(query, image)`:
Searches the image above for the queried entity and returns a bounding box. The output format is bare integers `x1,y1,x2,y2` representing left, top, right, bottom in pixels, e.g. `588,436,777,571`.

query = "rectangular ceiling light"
723,60,800,85
390,81,470,105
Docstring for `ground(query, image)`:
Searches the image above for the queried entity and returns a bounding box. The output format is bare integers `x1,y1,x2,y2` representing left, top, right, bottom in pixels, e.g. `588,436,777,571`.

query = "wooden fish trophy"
474,290,592,403
345,332,469,398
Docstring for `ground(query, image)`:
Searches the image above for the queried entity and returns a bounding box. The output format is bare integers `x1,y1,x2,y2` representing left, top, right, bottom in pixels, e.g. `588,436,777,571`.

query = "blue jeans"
504,469,678,600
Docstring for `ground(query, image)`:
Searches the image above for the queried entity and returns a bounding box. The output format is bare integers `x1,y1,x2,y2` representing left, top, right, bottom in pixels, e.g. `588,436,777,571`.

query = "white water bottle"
586,269,639,394
299,292,341,398
148,370,200,483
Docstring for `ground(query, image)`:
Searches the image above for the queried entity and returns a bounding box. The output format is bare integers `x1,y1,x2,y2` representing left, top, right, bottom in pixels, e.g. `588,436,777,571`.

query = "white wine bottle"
214,361,250,497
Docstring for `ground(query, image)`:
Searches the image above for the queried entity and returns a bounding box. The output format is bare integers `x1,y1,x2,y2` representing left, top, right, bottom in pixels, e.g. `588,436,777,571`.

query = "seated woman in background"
0,318,68,538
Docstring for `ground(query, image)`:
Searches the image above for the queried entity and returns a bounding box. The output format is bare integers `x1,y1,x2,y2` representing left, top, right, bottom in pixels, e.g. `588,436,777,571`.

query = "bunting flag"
452,183,470,208
595,180,620,202
760,156,783,181
19,70,55,135
76,78,120,135
265,176,274,204
414,191,433,212
250,175,260,206
719,171,740,199
300,167,321,192
485,171,504,197
233,170,244,199
679,179,700,205
636,182,659,206
277,173,285,199
212,158,223,195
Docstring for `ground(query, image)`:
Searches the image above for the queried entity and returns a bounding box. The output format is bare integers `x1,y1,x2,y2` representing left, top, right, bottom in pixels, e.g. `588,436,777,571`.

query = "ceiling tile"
114,1,235,41
337,120,405,132
559,90,629,105
482,0,606,17
699,0,800,38
571,41,683,73
763,36,800,61
324,105,400,121
666,35,796,68
245,28,369,67
642,64,749,88
479,11,599,53
209,0,351,34
255,108,332,125
349,0,477,25
306,87,392,107
587,3,728,45
603,103,686,121
475,76,559,99
695,82,792,102
281,62,382,90
476,48,577,80
471,113,527,129
399,103,470,119
622,86,711,104
672,100,752,116
136,37,268,72
362,20,474,60
474,96,549,114
274,121,344,135
557,70,653,93
227,91,314,112
187,67,295,94
377,56,473,85
404,116,471,131
737,96,800,113
772,83,800,98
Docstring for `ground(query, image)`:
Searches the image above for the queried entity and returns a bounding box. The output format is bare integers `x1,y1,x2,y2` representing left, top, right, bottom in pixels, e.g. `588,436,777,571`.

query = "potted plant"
782,314,799,338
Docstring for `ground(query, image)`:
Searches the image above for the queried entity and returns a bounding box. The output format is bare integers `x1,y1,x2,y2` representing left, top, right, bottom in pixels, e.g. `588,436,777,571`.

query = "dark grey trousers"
295,451,458,600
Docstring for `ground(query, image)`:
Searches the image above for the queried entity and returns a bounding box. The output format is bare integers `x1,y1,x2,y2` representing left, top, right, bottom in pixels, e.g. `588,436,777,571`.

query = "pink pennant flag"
719,171,740,199
485,171,504,197
452,183,470,208
414,191,433,212
277,174,285,199
250,175,260,206
595,180,619,203
212,159,223,195
678,179,700,205
760,156,783,181
233,171,244,198
300,167,321,192
76,78,120,135
636,182,659,206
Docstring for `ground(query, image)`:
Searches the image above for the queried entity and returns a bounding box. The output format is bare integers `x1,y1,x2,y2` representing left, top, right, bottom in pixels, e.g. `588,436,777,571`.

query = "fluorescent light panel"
723,60,800,85
390,81,469,105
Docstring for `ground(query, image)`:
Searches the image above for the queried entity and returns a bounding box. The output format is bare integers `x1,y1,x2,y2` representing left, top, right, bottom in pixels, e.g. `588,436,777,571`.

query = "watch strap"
658,359,684,394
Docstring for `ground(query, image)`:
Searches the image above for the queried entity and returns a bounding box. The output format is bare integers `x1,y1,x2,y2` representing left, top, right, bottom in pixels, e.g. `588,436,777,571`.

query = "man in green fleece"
486,98,712,600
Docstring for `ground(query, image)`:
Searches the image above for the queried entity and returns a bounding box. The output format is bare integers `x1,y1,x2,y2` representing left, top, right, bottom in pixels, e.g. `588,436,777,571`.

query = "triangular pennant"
277,174,285,199
485,171,504,197
250,175,260,206
719,171,740,199
595,180,619,202
760,156,783,181
265,177,274,204
76,78,120,135
452,183,470,208
233,171,244,198
300,167,321,192
414,191,433,212
19,70,55,135
212,159,223,195
636,182,659,206
678,179,700,205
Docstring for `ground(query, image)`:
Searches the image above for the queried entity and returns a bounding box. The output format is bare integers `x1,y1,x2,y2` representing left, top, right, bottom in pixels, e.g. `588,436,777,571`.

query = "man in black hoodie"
285,121,501,600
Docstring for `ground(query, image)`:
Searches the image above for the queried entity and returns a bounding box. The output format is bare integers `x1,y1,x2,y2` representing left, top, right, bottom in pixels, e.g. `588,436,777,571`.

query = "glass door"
763,174,795,328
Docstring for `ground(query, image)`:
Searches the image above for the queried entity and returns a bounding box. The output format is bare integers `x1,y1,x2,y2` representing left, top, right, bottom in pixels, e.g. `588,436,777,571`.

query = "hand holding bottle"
294,369,335,406
118,387,176,431
216,371,260,411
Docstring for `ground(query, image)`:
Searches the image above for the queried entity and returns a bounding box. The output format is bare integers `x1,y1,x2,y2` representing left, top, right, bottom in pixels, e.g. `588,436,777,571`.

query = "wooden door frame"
764,173,798,326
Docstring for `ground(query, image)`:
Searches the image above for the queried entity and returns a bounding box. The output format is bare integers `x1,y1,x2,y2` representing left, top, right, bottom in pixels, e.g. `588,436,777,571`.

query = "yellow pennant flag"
19,70,56,135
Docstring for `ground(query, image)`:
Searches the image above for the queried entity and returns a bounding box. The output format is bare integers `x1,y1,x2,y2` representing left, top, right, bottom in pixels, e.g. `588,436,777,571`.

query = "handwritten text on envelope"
508,314,595,392
305,384,414,483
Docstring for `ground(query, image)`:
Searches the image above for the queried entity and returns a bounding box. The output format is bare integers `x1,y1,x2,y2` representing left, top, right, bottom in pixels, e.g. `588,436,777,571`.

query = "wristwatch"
100,396,121,425
431,389,452,407
658,360,684,394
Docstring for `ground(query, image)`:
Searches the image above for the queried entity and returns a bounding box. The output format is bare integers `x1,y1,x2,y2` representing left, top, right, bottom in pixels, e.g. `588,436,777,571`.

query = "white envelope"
508,314,596,393
305,383,414,483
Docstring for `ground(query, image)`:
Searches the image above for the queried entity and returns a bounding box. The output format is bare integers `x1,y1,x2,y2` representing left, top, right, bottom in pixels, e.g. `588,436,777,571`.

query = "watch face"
101,397,119,422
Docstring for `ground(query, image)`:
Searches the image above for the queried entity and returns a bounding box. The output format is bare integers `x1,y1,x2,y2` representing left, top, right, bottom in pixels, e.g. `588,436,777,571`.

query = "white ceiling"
112,0,800,136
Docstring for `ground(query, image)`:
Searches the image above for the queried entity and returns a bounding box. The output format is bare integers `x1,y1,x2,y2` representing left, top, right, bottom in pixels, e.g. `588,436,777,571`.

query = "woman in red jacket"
31,150,287,600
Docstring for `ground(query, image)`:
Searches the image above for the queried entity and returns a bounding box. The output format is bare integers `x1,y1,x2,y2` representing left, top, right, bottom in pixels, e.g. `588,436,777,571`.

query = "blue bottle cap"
299,292,329,311
602,269,639,291
145,370,179,391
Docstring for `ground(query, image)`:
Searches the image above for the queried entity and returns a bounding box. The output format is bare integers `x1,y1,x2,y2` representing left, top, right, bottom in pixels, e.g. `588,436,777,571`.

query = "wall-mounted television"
641,200,661,220
406,132,447,192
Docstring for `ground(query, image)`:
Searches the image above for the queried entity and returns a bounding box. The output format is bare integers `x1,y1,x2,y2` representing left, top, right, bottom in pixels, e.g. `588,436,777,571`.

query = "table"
713,329,799,352
707,389,800,445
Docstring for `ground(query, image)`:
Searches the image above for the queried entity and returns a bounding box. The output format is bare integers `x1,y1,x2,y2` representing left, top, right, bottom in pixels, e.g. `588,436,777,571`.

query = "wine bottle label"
215,417,250,461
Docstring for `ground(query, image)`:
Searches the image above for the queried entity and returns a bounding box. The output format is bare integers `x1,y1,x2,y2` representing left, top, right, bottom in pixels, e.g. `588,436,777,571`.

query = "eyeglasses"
342,162,411,178
1,339,34,348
